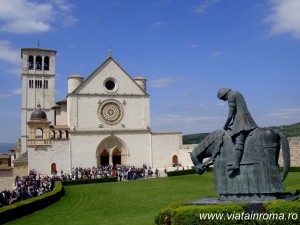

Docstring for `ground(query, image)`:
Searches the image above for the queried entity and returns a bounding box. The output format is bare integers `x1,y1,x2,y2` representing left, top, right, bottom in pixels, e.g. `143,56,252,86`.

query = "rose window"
98,100,123,125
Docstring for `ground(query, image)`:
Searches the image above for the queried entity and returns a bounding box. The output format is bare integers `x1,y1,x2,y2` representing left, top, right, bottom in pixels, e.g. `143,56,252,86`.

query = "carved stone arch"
96,135,129,167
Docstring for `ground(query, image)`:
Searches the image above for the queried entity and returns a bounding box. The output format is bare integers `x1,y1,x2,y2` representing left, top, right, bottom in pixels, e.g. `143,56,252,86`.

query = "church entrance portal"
96,136,128,167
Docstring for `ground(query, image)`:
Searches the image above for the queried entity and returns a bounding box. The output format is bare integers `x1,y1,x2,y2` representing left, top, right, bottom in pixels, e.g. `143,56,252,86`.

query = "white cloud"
153,21,167,27
209,50,222,58
0,0,77,34
149,78,172,88
268,108,300,119
11,88,22,95
194,0,219,15
265,0,300,39
0,88,22,98
0,40,20,64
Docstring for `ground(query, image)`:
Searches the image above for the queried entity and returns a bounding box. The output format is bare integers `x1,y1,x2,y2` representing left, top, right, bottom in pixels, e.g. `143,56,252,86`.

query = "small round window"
104,78,118,93
105,80,115,90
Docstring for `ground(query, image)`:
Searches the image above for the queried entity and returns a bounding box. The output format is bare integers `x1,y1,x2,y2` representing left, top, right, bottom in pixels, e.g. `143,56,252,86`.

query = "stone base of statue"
186,194,299,213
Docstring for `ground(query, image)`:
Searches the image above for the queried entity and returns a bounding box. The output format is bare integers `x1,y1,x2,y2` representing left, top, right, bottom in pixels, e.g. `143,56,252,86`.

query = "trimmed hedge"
155,198,300,225
61,177,118,186
155,202,248,225
167,169,196,177
280,167,300,172
0,181,64,224
262,200,300,225
167,169,213,177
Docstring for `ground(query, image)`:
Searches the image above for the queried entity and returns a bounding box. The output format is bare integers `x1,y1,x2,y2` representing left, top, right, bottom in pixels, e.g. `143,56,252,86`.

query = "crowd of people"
59,164,155,181
0,169,55,207
0,165,159,207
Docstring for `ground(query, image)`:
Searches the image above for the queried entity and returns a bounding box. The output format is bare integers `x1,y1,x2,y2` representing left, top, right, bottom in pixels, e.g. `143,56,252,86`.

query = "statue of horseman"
190,88,290,201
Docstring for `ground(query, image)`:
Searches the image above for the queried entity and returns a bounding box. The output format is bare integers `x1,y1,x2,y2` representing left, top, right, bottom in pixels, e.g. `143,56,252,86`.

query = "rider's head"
217,88,231,101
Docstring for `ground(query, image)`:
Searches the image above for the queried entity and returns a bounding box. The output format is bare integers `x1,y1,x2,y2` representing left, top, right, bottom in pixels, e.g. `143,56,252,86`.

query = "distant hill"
0,143,15,154
183,122,300,144
269,122,300,138
182,133,209,145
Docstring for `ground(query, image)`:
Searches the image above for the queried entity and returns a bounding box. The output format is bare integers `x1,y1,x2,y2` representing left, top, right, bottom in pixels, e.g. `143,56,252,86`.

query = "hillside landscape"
183,122,300,144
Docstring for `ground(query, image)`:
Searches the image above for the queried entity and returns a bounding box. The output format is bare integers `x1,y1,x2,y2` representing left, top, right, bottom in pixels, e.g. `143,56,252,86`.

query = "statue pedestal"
186,194,299,213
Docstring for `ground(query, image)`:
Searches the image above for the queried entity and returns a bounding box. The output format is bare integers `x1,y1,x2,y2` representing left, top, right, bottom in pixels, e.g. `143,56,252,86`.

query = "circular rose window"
98,100,123,125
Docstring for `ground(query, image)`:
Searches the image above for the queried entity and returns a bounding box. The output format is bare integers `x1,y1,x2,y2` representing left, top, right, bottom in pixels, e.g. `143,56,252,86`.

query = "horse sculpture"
190,127,290,201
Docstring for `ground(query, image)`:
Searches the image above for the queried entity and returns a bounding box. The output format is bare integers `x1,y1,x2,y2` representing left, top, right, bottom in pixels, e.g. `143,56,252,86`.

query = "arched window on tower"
36,128,43,140
28,55,34,70
36,56,42,70
44,56,49,71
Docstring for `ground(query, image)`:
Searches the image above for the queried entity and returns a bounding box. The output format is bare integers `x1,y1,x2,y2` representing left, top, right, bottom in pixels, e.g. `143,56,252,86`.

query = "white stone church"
14,48,194,175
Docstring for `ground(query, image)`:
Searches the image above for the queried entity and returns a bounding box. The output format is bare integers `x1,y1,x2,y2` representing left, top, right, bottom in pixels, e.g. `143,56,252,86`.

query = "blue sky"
0,0,300,143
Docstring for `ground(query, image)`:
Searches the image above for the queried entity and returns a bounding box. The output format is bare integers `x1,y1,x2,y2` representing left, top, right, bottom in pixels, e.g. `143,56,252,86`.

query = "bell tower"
20,48,57,153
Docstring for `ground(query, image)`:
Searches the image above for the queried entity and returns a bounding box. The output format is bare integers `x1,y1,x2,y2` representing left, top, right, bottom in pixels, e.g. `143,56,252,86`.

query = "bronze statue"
217,88,258,171
190,88,290,201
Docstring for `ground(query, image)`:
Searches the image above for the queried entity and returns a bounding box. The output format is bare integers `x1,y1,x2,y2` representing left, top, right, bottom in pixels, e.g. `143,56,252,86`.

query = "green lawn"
5,172,300,225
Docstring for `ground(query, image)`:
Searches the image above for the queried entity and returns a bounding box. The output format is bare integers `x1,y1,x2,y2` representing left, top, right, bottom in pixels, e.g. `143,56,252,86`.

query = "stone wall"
279,136,300,167
0,169,14,192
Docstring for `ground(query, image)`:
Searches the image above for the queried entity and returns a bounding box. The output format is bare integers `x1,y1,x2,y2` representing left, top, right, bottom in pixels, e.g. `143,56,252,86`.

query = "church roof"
13,151,28,164
68,55,148,96
0,154,10,159
56,99,67,105
21,48,57,57
68,74,83,79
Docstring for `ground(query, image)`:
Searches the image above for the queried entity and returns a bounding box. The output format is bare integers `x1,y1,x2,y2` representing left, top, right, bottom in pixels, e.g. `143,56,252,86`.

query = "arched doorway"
112,149,121,166
100,149,109,166
96,136,128,167
51,163,57,174
172,155,178,166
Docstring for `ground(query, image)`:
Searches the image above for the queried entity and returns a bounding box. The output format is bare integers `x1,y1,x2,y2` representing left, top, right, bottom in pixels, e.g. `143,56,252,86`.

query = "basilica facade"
17,48,193,175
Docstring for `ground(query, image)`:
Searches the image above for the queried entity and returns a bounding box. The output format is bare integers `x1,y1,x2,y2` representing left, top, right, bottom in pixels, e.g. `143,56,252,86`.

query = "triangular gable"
70,57,148,96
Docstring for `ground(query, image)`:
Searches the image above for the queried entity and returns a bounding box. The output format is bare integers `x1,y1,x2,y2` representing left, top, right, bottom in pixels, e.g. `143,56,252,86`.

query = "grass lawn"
5,172,300,225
